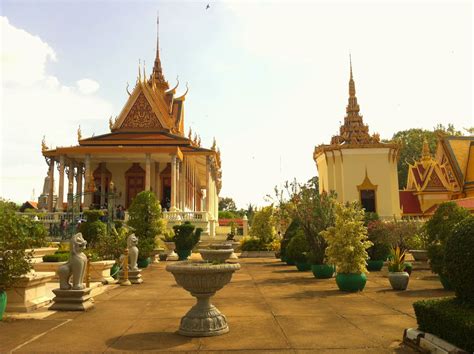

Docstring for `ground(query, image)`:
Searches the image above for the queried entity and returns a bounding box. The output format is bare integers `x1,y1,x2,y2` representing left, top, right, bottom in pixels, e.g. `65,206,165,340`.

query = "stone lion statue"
58,232,88,290
127,233,139,271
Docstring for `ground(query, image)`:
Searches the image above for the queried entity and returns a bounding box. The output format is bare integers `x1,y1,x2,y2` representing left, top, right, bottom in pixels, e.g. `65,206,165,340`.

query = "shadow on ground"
106,331,192,351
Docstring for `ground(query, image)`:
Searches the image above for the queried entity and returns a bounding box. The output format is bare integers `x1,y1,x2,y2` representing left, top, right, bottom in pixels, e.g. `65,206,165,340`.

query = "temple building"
399,136,474,217
40,19,222,236
313,60,401,218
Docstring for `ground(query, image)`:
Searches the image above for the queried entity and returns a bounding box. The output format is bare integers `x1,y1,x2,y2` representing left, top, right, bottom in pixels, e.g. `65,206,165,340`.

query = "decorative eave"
313,141,400,161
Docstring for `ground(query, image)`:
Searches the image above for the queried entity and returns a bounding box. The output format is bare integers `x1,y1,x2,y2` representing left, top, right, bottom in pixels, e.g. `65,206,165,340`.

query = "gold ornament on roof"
109,116,114,131
77,125,82,141
211,137,217,151
41,136,48,151
197,135,201,147
188,127,193,140
421,139,432,162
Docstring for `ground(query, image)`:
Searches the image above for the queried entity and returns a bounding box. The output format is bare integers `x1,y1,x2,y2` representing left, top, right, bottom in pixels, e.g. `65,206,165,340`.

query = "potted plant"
173,221,202,260
0,200,37,320
321,202,373,292
387,246,410,290
128,191,166,268
426,202,470,290
93,225,128,281
366,220,391,271
288,178,336,279
280,219,301,265
286,232,310,271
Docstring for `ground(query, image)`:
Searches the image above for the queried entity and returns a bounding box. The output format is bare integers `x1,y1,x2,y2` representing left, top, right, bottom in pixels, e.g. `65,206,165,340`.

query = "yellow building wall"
316,147,401,219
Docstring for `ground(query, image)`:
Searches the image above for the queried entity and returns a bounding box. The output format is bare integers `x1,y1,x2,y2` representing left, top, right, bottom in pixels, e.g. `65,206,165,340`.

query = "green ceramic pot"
439,274,453,290
335,273,367,292
177,249,192,260
110,263,120,279
0,291,7,321
137,257,151,269
311,264,335,279
286,259,295,266
280,255,287,263
295,262,311,271
367,260,384,271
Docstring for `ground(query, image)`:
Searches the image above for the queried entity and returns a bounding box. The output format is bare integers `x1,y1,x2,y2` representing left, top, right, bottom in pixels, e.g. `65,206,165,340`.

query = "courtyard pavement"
0,257,453,353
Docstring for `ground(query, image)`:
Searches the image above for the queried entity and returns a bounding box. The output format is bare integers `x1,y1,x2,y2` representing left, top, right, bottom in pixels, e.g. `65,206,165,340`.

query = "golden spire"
347,54,360,114
41,136,47,151
152,14,168,90
77,125,82,141
421,138,431,161
143,60,146,84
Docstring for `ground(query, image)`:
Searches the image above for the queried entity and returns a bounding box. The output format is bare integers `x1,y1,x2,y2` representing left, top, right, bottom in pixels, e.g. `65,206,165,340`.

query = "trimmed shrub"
444,216,474,304
413,298,474,352
83,210,104,222
426,202,470,275
240,237,272,251
43,252,69,262
79,220,107,247
286,232,309,263
280,219,303,260
173,221,201,251
128,191,166,258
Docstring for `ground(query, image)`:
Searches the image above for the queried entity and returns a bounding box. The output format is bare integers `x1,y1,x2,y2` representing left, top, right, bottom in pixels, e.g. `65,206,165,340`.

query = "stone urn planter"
166,261,240,337
33,261,67,280
208,243,238,261
27,247,59,263
164,242,179,261
199,249,234,263
90,260,116,283
388,271,410,290
409,250,428,261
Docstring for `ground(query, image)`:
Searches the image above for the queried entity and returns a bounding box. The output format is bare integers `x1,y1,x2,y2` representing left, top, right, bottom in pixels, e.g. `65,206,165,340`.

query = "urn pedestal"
165,242,179,261
6,271,55,312
49,288,94,311
119,269,143,284
166,261,240,337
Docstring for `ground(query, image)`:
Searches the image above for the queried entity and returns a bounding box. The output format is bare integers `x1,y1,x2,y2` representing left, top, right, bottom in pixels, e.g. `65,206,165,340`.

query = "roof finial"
138,59,142,82
349,53,355,98
422,138,431,161
143,60,146,83
152,13,168,89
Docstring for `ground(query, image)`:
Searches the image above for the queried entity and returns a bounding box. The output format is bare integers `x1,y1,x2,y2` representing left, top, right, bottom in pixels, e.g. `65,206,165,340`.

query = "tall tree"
218,197,237,211
388,124,463,189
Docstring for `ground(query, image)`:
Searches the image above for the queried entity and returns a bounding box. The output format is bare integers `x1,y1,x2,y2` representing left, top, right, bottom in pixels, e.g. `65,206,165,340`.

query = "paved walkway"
1,258,452,353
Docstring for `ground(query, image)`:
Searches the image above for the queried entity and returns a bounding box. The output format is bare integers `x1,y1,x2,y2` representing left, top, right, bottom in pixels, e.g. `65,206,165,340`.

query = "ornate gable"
121,92,163,130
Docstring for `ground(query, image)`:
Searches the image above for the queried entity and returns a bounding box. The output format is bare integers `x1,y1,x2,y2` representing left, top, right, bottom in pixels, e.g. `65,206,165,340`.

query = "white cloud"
77,78,100,95
0,16,113,203
1,17,57,86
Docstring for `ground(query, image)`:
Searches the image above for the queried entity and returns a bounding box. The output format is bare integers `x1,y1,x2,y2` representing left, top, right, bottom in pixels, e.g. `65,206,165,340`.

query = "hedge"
43,252,69,262
413,297,474,352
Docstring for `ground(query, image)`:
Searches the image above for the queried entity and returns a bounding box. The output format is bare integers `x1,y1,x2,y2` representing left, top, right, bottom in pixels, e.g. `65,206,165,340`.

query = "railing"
163,211,210,222
15,212,84,224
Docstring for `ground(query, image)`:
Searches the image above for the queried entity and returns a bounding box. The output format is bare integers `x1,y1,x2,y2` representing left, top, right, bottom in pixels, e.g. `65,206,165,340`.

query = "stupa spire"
421,138,431,161
346,54,360,114
152,14,168,90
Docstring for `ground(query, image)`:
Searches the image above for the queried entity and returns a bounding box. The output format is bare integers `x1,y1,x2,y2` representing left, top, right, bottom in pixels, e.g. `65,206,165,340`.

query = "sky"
0,0,472,208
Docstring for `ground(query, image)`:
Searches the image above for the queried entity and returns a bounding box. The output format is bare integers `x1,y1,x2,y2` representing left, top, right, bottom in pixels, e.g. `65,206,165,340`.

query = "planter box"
90,260,116,284
26,247,59,264
33,261,67,279
409,250,428,261
6,271,56,312
239,251,275,258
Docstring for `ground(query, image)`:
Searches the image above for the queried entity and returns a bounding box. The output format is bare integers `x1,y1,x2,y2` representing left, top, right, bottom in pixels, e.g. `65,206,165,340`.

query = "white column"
180,160,186,210
171,155,177,210
56,155,65,211
206,156,211,212
155,162,161,201
83,154,92,209
67,162,74,210
76,165,83,210
48,158,55,212
145,154,151,191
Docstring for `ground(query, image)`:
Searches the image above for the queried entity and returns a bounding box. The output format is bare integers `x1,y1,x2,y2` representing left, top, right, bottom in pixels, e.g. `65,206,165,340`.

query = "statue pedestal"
49,288,94,311
119,269,143,284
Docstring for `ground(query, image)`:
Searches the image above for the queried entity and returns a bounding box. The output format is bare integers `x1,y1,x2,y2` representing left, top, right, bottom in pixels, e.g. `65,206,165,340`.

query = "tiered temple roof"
314,58,399,159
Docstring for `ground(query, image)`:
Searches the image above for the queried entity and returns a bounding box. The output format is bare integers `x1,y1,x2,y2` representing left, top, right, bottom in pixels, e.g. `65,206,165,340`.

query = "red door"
127,175,144,208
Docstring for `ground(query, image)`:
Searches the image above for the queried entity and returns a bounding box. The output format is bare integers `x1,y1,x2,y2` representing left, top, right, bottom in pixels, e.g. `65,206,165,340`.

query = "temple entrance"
360,189,376,213
160,163,171,210
125,163,145,208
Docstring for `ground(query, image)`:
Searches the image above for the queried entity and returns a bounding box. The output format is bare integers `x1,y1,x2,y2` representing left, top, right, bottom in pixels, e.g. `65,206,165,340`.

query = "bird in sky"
206,4,210,10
